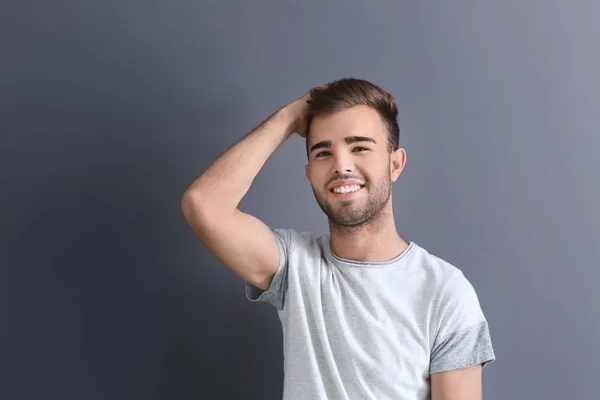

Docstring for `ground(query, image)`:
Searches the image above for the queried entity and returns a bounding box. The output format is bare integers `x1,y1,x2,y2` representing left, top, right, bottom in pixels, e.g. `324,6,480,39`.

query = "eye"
315,151,330,158
353,146,369,152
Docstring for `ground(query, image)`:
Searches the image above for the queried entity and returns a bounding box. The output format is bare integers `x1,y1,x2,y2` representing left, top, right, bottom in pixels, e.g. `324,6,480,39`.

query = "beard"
311,169,392,229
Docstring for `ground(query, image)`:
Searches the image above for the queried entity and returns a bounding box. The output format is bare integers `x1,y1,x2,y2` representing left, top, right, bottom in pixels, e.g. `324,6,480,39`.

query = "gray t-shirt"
246,228,495,400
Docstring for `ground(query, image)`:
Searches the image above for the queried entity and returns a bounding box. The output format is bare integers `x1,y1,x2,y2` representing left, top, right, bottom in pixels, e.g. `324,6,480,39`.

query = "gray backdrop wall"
2,1,599,399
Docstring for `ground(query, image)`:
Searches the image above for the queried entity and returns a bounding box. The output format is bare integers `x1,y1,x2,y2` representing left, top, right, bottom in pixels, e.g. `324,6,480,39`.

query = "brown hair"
306,78,400,157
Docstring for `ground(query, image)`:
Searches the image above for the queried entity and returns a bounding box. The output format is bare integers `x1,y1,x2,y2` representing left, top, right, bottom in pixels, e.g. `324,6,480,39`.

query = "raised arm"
181,91,311,290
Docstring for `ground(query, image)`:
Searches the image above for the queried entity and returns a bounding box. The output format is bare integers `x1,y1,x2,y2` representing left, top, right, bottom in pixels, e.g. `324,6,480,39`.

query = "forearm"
182,106,297,214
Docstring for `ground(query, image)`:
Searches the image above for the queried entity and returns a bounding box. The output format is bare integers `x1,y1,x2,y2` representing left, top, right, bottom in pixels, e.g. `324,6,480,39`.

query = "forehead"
308,105,386,145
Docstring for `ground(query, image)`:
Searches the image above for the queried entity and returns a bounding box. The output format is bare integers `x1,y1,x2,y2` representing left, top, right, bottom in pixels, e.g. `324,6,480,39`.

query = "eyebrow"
309,136,377,154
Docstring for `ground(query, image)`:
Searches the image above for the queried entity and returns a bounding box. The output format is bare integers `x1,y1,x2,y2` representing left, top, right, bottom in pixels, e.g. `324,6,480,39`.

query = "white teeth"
333,185,362,194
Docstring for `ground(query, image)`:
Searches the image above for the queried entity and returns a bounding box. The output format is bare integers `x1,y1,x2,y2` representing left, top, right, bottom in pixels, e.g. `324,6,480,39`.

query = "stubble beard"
312,170,393,232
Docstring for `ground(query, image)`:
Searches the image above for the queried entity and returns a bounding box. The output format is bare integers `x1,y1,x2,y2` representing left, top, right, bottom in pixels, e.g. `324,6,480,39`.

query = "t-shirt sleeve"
429,270,496,374
244,228,294,310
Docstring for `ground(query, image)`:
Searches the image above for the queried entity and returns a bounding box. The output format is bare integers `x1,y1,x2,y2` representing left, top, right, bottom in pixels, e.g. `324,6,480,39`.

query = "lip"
328,180,366,192
330,187,364,199
328,180,366,199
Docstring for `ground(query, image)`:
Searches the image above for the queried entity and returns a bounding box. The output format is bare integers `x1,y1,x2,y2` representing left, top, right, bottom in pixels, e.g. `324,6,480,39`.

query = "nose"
331,151,354,174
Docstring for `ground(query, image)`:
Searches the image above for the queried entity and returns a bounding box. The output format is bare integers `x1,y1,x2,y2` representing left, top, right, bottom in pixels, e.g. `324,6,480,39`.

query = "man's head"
304,78,407,230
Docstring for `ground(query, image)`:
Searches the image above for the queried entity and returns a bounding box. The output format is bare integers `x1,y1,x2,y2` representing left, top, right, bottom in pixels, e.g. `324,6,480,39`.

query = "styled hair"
306,78,400,157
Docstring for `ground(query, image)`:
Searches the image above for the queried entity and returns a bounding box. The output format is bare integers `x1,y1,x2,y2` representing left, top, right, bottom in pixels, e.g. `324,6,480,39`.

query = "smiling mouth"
330,184,365,195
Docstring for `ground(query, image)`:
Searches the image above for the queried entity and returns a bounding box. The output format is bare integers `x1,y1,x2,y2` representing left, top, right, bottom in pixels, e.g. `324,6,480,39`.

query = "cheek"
308,166,328,186
306,174,322,191
362,165,388,185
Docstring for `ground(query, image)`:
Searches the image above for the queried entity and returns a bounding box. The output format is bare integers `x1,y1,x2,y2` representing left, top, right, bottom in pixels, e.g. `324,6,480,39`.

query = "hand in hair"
285,89,319,138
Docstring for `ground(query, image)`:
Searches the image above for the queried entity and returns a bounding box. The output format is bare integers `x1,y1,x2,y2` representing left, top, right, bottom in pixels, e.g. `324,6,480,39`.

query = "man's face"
305,105,405,228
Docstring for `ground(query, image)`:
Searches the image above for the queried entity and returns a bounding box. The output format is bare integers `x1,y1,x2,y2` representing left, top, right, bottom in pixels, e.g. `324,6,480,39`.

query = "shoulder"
271,228,324,255
412,245,486,324
408,243,465,289
408,244,485,314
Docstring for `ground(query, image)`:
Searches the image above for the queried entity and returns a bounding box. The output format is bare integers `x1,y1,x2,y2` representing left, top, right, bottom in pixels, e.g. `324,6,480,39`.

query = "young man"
181,78,495,399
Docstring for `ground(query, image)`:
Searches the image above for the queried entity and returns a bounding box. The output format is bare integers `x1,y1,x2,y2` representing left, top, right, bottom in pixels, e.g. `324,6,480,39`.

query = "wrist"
277,105,301,136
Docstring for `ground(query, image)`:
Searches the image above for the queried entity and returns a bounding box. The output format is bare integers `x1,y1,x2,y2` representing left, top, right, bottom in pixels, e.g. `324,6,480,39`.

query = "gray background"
2,1,599,399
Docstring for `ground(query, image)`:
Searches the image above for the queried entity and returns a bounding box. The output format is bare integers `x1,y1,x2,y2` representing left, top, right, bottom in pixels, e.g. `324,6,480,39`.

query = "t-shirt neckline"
322,236,417,268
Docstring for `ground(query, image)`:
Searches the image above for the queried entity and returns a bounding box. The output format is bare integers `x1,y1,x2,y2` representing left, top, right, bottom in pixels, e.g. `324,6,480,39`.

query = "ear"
390,147,407,182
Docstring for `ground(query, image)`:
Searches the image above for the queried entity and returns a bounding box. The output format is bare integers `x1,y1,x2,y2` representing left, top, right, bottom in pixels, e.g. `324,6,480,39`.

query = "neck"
328,204,409,263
